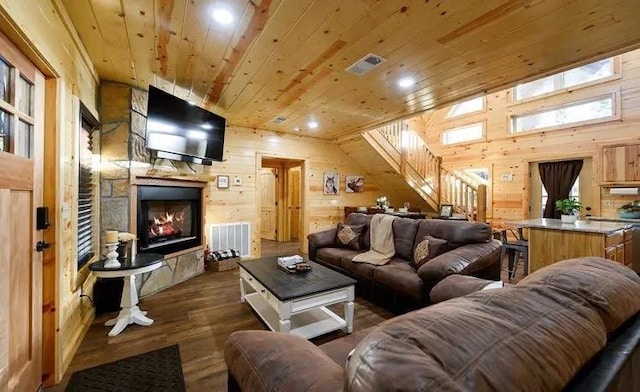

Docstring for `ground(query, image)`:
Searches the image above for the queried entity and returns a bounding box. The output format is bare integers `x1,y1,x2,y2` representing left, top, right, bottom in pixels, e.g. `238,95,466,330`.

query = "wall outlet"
604,200,615,208
233,176,242,186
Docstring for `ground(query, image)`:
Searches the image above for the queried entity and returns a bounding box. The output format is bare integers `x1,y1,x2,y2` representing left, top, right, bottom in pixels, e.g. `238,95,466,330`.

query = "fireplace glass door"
137,185,202,255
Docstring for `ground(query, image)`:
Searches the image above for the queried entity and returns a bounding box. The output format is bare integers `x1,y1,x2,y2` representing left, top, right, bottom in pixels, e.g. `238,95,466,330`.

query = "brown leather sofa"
307,213,501,309
225,257,640,391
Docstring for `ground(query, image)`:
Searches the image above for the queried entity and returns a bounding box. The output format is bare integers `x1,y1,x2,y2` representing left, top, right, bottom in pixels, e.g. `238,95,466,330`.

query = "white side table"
89,253,163,337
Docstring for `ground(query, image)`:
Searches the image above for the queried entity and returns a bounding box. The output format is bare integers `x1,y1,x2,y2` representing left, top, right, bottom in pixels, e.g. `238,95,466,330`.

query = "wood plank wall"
0,0,100,384
107,81,431,258
409,49,640,227
205,126,422,255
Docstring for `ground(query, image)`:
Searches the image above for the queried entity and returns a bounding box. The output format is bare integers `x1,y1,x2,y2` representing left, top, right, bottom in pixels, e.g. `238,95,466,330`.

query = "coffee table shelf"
243,292,347,339
238,257,356,340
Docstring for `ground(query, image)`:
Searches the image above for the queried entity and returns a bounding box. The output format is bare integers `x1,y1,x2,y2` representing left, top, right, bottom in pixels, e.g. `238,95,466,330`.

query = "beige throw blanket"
353,214,396,265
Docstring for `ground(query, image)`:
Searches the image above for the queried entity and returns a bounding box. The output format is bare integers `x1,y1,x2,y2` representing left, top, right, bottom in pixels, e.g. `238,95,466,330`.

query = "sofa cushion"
226,330,344,392
341,257,377,280
430,274,507,303
346,213,373,250
319,328,373,365
519,257,640,334
392,217,419,260
373,259,424,300
416,219,492,249
345,282,608,391
335,223,364,250
413,235,448,268
317,248,360,268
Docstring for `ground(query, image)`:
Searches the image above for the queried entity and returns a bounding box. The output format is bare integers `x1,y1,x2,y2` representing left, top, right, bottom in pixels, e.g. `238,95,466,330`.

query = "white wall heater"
208,222,251,257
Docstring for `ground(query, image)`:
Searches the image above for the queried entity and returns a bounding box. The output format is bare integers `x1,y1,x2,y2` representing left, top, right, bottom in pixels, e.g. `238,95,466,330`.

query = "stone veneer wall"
100,82,205,297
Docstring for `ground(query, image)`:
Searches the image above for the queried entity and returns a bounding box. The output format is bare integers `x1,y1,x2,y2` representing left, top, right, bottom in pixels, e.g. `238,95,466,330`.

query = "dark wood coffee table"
238,257,356,339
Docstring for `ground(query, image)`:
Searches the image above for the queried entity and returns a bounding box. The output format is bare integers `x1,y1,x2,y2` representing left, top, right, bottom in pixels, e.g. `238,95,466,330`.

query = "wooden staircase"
362,121,487,221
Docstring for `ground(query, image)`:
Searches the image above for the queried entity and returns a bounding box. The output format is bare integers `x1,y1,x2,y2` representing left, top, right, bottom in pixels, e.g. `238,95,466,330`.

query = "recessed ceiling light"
398,77,416,88
293,127,300,131
307,120,319,129
212,8,234,25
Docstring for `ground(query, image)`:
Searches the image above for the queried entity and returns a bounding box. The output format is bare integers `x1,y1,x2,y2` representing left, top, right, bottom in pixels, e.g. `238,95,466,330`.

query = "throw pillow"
335,223,364,250
413,235,448,268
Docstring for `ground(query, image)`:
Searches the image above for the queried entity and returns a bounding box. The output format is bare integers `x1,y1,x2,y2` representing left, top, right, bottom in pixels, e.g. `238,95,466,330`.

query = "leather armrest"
417,239,501,282
225,330,344,392
307,228,337,261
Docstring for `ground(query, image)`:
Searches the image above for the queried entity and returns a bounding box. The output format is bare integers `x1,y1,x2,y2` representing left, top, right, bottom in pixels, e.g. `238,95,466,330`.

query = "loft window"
447,96,484,118
442,122,484,145
514,57,615,101
77,105,98,269
510,93,616,133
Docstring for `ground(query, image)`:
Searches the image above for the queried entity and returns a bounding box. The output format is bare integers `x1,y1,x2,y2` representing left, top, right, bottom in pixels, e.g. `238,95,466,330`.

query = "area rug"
65,344,186,392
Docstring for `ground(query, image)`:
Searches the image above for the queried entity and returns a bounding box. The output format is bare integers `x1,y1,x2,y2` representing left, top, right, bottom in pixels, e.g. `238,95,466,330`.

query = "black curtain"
539,160,583,218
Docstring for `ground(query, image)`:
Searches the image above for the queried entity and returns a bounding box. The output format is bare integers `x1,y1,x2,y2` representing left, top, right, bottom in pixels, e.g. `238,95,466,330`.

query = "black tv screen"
145,85,226,162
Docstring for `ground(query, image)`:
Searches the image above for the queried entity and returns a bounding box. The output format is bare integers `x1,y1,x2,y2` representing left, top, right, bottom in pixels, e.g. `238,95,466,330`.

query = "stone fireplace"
100,82,210,298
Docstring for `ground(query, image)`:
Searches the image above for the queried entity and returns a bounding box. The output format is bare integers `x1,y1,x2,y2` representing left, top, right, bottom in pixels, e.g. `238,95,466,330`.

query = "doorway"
529,157,595,218
259,157,304,255
0,30,45,391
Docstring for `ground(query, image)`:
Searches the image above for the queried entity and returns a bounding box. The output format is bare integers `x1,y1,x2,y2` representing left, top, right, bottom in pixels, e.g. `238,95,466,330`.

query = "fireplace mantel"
131,175,208,188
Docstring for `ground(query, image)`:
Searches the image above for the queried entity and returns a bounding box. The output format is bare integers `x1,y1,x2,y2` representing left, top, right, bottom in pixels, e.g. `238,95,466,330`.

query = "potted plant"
555,198,582,223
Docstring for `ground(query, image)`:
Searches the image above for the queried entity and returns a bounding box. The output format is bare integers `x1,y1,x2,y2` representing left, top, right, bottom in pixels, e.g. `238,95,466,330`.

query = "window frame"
441,121,486,146
509,91,620,135
74,101,99,289
510,56,621,104
446,96,486,119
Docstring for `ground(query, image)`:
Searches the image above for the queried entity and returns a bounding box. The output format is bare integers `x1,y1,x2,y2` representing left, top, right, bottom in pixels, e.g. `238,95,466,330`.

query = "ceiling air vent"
271,116,287,124
346,53,386,76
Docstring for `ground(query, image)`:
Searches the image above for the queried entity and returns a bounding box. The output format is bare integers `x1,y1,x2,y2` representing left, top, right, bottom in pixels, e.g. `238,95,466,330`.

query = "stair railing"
368,120,487,221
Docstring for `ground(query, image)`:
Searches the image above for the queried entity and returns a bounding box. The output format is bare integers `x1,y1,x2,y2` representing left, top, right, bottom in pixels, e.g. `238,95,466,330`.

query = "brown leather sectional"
307,213,502,309
225,257,640,391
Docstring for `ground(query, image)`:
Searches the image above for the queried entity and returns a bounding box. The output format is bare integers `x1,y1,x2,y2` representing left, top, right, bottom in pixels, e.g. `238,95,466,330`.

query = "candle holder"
104,242,121,268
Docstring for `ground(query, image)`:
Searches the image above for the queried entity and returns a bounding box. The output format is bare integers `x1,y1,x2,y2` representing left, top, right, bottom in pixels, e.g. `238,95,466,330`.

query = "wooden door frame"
0,22,61,387
255,153,308,256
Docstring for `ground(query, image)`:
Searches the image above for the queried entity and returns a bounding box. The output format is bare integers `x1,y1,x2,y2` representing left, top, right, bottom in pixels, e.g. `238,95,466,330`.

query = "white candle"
105,230,118,244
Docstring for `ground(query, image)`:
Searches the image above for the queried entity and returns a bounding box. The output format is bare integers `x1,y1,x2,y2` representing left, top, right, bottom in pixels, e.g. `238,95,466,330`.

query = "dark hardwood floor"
49,240,393,391
49,239,521,391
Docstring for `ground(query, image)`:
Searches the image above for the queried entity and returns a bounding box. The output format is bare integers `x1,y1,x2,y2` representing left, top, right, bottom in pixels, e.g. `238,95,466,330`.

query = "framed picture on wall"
323,172,339,195
345,175,364,193
439,204,453,217
217,175,229,189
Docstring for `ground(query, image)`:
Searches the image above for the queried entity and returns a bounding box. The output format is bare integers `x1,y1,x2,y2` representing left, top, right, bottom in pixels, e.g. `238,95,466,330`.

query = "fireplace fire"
137,185,202,255
148,203,188,242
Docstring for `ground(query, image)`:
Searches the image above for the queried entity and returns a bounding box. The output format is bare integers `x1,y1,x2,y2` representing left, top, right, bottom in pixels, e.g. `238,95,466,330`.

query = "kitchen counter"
509,218,634,234
587,216,640,224
507,218,635,274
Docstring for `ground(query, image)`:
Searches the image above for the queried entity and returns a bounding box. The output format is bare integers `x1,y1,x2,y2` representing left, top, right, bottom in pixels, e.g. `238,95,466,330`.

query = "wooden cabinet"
602,144,640,183
528,224,634,274
604,229,633,267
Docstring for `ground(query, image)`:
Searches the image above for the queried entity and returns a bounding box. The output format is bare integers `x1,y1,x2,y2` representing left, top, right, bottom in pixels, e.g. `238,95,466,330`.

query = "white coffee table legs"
104,275,153,337
344,301,354,333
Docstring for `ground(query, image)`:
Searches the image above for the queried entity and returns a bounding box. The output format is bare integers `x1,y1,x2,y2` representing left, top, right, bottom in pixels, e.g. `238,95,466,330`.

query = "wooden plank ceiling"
61,0,640,139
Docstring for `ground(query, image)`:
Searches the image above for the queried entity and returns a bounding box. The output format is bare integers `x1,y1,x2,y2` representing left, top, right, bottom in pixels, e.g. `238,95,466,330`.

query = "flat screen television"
145,85,226,165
